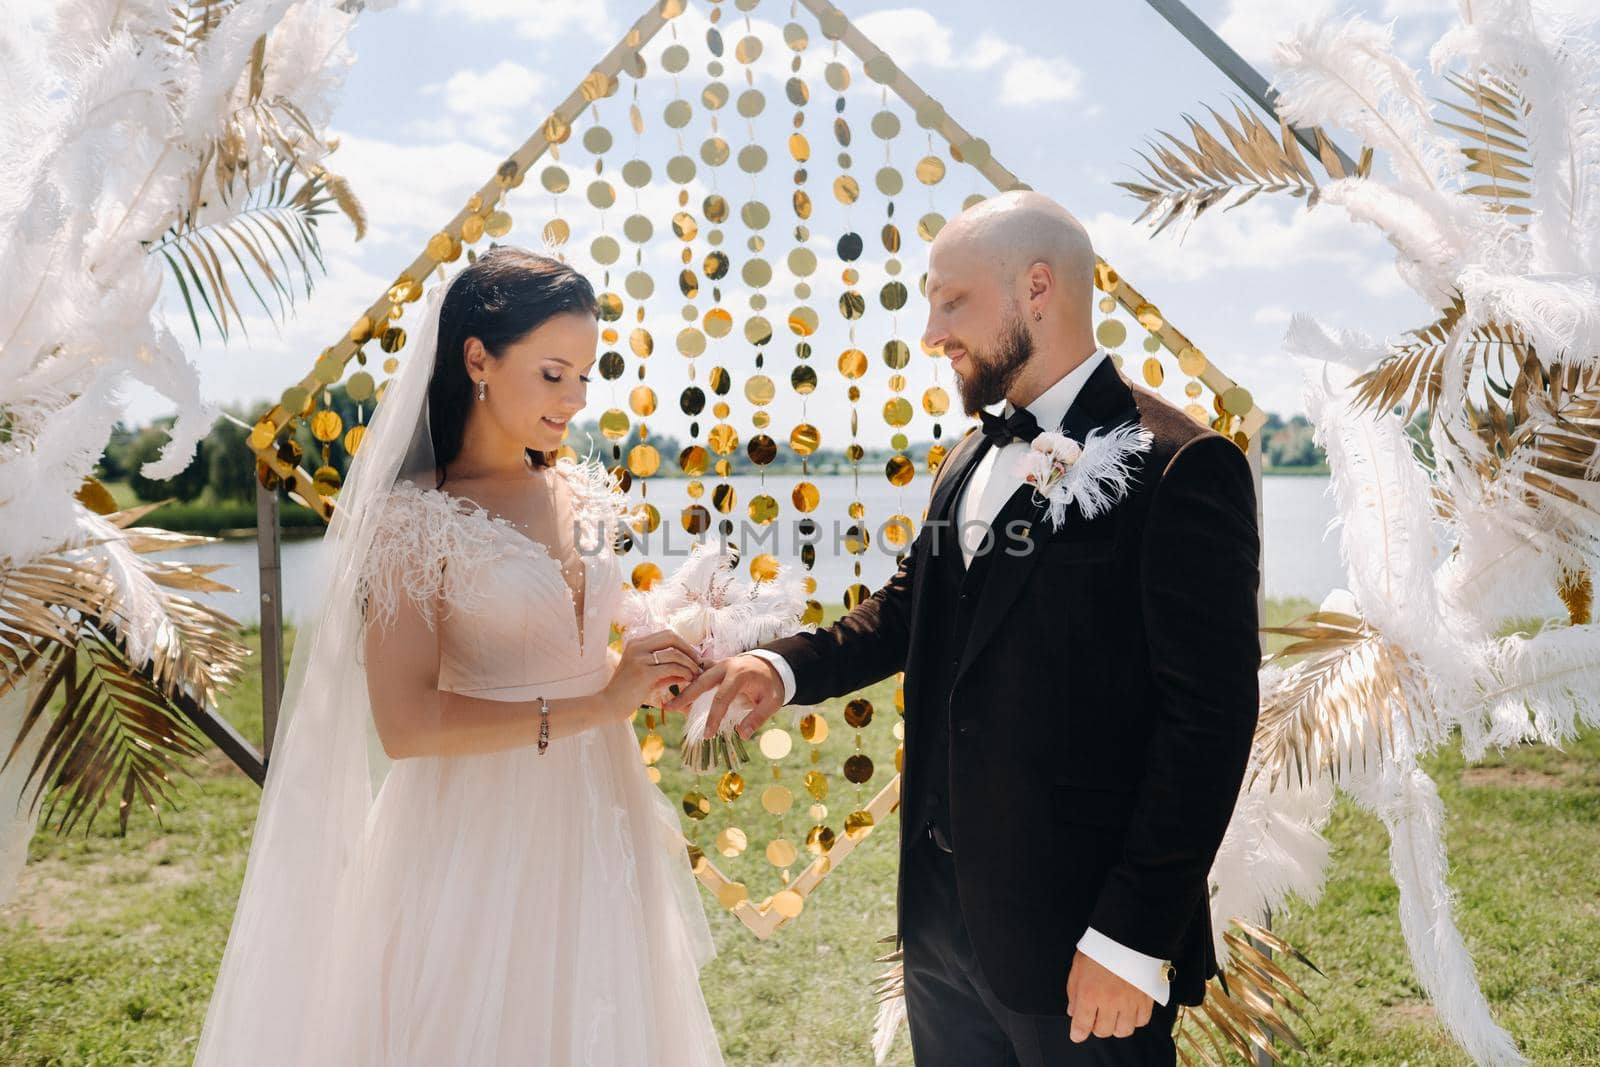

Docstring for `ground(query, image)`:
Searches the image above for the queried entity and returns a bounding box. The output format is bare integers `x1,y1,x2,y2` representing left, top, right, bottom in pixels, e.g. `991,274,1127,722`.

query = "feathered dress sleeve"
554,456,634,558
356,482,506,633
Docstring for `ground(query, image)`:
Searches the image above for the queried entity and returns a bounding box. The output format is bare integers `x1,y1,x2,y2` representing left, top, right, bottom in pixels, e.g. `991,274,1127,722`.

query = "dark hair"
429,246,599,486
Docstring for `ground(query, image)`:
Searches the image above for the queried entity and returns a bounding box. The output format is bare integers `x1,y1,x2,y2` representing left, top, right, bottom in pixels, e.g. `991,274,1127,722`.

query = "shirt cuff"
1077,927,1171,1007
744,649,796,705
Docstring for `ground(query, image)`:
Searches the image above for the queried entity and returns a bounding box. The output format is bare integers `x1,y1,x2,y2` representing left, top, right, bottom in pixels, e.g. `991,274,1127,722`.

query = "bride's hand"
605,629,705,714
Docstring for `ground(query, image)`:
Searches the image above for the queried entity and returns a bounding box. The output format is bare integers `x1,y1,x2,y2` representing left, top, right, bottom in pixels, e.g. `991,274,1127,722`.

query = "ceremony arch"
242,0,1269,938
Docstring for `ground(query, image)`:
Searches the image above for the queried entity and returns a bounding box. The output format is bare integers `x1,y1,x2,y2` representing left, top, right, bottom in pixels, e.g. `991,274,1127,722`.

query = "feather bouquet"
618,540,810,773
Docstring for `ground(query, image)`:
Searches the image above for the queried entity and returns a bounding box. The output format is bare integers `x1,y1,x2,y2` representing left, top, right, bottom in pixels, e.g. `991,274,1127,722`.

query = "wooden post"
255,478,286,765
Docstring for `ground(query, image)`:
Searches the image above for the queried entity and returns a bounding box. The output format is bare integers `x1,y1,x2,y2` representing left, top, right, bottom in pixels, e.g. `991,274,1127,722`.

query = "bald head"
932,190,1096,312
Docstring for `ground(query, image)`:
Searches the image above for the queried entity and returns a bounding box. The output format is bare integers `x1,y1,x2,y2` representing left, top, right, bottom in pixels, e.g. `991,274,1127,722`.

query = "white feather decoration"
1475,623,1600,754
870,988,907,1066
1119,4,1600,1062
1274,16,1465,193
1283,313,1385,368
1456,267,1600,368
620,540,811,771
1205,760,1335,959
1306,371,1455,689
0,0,366,563
1435,505,1567,641
1313,178,1475,308
0,0,378,910
1345,757,1528,1066
1433,1,1600,273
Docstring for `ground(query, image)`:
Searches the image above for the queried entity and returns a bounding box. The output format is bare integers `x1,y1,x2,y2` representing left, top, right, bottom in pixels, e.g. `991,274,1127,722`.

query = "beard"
954,309,1034,415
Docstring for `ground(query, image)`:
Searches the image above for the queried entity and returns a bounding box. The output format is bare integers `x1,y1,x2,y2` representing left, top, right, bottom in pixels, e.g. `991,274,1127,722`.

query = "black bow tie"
979,406,1043,446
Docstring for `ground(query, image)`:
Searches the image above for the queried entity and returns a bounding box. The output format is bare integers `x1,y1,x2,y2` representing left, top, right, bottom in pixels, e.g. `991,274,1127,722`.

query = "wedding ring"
652,650,660,665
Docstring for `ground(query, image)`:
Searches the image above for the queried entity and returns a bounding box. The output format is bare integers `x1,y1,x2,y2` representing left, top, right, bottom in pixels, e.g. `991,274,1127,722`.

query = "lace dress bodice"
358,457,633,701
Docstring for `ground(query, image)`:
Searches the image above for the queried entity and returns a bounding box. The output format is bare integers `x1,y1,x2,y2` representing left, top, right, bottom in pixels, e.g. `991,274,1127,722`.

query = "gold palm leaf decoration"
146,3,368,344
157,0,246,54
0,481,250,835
8,626,212,836
1349,294,1468,418
1253,611,1423,792
1115,13,1598,1061
1174,920,1321,1067
1437,72,1532,218
1422,343,1600,538
1122,67,1598,541
147,160,350,342
1350,294,1546,428
1344,70,1535,424
1115,103,1371,238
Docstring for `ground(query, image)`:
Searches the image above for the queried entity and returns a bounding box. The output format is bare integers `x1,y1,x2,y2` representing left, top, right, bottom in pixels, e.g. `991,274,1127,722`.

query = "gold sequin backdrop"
245,0,1266,938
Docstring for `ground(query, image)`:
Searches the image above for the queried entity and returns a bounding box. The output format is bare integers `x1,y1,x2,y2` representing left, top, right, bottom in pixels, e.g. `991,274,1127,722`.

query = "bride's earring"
1033,310,1043,322
476,379,487,401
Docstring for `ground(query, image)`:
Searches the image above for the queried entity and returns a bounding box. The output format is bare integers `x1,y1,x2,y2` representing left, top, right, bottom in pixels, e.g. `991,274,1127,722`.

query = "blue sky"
124,0,1595,451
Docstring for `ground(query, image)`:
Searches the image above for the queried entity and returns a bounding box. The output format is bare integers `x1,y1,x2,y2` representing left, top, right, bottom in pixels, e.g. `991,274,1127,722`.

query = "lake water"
169,474,1343,626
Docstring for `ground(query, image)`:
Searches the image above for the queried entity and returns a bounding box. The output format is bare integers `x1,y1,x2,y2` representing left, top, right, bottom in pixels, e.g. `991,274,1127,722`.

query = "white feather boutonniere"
1015,424,1153,531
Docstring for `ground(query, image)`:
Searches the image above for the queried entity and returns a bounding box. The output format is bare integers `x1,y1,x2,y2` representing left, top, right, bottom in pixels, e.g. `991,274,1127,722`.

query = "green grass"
3,602,1598,1065
129,499,327,535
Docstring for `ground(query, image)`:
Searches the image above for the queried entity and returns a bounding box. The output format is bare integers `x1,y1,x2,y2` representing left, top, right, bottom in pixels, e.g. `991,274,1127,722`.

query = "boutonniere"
1015,424,1153,531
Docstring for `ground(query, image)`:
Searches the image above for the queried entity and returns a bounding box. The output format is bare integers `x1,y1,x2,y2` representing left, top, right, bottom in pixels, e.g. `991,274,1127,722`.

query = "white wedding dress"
293,461,723,1066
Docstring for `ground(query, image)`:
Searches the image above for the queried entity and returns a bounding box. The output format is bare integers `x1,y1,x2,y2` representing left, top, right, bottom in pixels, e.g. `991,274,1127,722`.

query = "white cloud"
1001,55,1083,106
1084,198,1388,285
1357,260,1410,298
323,128,502,246
419,61,550,148
1253,304,1293,325
400,0,619,42
853,9,960,66
1216,0,1333,66
424,61,548,114
853,8,1082,105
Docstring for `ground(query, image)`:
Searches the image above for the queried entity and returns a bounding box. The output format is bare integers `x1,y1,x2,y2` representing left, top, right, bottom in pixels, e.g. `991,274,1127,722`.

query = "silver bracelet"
537,695,550,755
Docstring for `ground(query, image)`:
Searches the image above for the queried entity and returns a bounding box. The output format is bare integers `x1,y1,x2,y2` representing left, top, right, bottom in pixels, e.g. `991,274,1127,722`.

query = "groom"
668,191,1260,1065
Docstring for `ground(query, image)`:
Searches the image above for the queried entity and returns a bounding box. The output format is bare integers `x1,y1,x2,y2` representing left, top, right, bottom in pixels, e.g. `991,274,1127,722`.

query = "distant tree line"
99,401,1335,506
98,385,365,505
1258,412,1327,470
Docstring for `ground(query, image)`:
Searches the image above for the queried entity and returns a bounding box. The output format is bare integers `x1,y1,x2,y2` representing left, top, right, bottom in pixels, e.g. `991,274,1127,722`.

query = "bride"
195,247,726,1066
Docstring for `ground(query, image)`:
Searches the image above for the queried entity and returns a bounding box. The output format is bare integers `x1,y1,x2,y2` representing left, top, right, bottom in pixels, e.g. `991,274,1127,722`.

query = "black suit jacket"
760,357,1261,1013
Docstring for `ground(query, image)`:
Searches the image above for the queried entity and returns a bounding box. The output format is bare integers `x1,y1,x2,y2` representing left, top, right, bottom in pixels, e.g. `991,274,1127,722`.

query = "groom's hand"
1066,950,1153,1042
663,654,785,737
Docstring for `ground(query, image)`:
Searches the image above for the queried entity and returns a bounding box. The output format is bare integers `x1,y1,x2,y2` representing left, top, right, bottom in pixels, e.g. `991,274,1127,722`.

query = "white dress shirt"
749,348,1172,1005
